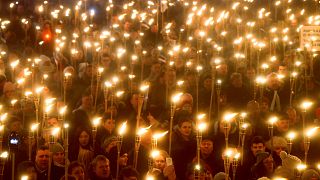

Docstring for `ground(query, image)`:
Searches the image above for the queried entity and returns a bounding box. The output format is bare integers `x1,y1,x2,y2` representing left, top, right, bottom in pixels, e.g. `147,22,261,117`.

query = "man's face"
119,153,128,167
35,149,50,170
94,160,110,178
81,95,93,108
276,120,289,132
278,66,288,75
251,143,265,156
47,118,59,127
53,151,65,165
200,140,213,156
231,77,242,88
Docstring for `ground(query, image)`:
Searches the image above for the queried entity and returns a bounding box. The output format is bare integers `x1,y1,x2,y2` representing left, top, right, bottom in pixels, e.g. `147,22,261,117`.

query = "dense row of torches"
0,0,320,180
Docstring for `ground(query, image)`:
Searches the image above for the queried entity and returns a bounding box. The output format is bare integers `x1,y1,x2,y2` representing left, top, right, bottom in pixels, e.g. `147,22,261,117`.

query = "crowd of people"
0,0,320,180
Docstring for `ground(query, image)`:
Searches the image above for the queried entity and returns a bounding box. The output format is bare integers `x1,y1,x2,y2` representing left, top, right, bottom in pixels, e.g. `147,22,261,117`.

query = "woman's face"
71,166,85,180
179,121,192,137
79,131,90,147
154,155,166,171
103,119,115,132
52,152,64,165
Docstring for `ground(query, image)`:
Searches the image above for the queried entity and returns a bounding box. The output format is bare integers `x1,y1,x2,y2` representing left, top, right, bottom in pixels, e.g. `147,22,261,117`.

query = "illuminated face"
71,166,85,180
276,119,289,132
47,117,59,127
79,131,90,147
94,160,110,178
119,153,128,167
179,121,192,137
154,155,166,171
260,101,269,113
200,140,213,156
103,119,115,133
35,149,50,170
251,143,265,156
124,21,131,31
53,151,64,165
278,66,288,75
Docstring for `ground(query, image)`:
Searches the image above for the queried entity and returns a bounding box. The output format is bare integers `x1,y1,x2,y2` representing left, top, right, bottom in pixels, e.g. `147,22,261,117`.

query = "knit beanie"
51,143,64,154
273,151,301,179
255,151,270,166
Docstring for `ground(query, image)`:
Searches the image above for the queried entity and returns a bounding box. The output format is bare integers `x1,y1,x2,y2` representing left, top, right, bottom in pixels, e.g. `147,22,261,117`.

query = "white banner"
300,26,320,51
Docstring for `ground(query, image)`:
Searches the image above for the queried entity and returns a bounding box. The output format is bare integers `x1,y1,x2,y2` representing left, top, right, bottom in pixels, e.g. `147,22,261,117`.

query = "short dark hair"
37,145,49,152
119,166,139,179
176,112,193,127
230,72,242,80
251,136,265,146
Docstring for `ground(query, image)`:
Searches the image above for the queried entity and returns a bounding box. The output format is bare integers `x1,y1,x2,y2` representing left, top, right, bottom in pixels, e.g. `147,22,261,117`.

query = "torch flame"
119,121,127,136
153,131,168,139
137,126,151,136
